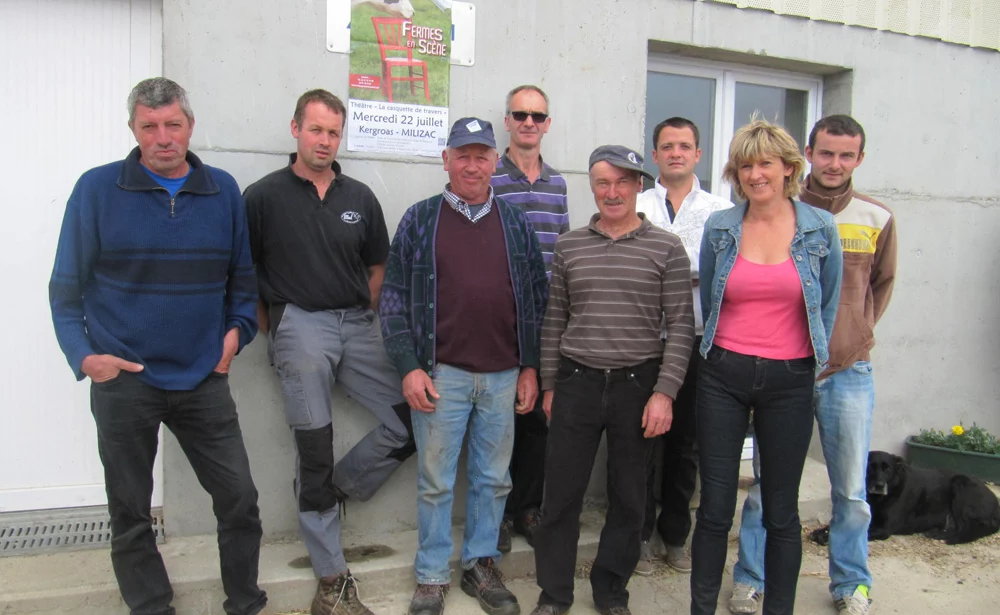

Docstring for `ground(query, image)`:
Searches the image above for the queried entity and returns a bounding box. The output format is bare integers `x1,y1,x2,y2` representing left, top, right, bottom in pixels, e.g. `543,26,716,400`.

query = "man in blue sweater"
48,78,266,615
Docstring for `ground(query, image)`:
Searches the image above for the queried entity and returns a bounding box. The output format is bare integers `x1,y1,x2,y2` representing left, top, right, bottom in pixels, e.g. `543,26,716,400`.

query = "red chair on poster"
371,17,431,103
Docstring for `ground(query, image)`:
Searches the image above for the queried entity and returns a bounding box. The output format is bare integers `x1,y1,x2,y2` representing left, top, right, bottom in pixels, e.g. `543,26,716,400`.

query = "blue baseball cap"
447,117,496,149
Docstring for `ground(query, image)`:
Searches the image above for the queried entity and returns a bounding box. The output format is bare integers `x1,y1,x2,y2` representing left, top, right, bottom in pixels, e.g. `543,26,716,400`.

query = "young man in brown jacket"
730,115,896,615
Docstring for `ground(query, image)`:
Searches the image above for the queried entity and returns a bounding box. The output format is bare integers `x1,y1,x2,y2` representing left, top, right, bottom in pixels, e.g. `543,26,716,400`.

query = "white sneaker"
633,540,654,576
728,583,763,614
835,588,873,615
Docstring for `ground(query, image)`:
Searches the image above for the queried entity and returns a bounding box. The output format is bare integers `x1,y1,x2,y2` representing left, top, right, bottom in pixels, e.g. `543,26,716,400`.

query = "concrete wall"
161,0,1000,539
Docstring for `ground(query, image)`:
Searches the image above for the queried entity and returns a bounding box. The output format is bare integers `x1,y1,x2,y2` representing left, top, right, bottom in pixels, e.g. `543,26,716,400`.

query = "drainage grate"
0,506,165,556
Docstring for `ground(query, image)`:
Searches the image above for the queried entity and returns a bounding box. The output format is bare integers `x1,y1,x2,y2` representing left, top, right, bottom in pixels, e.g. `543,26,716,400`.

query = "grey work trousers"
271,304,412,577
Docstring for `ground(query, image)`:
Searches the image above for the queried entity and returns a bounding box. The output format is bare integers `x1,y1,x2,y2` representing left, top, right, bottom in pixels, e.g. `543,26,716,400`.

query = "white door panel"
0,0,162,513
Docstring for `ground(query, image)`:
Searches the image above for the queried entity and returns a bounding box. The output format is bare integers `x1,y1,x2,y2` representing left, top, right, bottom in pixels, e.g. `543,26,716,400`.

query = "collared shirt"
491,152,570,276
443,184,495,223
636,175,734,334
244,154,390,312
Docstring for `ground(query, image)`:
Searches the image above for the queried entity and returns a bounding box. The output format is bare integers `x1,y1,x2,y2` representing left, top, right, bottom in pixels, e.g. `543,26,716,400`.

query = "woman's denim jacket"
699,199,843,368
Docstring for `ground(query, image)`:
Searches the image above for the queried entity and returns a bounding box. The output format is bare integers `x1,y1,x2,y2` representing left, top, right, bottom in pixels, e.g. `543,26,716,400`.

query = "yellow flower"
952,425,965,436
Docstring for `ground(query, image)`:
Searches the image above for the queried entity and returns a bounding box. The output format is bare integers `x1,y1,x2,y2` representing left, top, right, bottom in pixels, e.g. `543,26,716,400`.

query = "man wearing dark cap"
529,146,695,615
379,117,549,615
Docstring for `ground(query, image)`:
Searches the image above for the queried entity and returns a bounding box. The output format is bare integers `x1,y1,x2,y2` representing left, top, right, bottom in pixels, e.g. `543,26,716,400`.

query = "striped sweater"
491,153,569,277
48,148,258,390
540,214,695,398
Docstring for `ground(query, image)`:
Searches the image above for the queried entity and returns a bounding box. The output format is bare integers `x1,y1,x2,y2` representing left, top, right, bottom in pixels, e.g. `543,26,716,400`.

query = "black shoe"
529,605,570,615
460,558,520,615
595,606,630,615
408,584,449,615
512,508,542,547
498,517,513,554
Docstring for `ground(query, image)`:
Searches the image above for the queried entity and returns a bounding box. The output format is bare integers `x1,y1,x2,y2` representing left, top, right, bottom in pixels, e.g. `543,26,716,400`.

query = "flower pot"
905,437,1000,483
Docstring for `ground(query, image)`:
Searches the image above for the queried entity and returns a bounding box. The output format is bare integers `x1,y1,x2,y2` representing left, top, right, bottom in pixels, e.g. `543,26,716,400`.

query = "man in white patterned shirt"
635,117,733,574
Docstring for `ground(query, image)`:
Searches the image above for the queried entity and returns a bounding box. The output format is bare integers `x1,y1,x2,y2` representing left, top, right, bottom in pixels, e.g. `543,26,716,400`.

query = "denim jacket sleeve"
818,218,843,350
698,219,717,328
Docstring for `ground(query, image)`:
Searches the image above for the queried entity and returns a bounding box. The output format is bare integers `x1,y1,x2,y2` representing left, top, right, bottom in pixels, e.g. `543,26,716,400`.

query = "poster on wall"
347,0,452,157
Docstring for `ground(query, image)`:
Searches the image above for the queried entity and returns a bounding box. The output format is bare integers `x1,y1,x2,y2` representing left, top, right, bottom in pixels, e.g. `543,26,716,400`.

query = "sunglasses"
509,111,549,123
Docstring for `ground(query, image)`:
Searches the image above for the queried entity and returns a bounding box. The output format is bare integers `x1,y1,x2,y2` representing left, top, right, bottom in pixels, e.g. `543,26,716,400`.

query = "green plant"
913,423,1000,456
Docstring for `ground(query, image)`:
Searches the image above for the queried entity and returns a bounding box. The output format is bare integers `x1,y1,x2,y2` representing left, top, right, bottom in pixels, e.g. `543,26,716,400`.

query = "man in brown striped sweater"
530,145,695,615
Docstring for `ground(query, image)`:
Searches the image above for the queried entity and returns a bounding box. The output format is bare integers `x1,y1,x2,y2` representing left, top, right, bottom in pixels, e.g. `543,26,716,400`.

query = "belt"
560,356,659,382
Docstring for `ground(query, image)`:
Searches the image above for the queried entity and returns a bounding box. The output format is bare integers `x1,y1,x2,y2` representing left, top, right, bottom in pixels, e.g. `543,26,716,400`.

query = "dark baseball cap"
589,145,654,180
446,117,497,149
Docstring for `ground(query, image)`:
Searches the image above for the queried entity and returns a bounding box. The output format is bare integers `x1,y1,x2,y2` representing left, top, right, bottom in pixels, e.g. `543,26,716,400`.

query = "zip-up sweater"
379,194,549,378
800,176,897,377
49,147,258,390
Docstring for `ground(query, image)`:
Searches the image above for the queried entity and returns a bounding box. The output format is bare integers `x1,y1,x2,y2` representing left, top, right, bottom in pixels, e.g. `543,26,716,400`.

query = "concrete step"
0,458,833,614
0,510,602,615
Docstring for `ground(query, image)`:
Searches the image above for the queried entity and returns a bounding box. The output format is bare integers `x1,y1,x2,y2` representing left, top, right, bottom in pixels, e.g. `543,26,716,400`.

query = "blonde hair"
722,118,806,201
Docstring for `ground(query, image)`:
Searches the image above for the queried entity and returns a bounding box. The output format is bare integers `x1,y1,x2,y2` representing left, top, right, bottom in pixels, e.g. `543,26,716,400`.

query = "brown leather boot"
311,572,373,615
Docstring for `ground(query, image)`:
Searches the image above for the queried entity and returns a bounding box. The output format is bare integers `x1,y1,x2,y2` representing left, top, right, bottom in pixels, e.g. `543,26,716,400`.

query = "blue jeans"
734,361,874,600
411,363,519,584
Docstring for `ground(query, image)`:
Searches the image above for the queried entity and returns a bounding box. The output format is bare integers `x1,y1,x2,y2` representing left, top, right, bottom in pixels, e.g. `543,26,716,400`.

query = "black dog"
809,450,1000,546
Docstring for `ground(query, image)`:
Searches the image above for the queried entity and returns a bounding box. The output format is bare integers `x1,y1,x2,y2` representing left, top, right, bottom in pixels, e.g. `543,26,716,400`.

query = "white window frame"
647,56,823,200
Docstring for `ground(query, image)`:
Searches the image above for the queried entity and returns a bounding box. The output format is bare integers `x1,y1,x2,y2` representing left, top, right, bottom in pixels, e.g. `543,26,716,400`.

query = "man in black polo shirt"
244,89,412,615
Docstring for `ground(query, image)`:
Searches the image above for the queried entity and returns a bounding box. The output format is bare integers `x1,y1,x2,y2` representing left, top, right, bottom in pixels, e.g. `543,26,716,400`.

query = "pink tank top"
712,255,813,360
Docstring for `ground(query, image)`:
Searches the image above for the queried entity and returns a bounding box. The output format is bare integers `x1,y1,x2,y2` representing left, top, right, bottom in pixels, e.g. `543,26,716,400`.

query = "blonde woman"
690,119,842,615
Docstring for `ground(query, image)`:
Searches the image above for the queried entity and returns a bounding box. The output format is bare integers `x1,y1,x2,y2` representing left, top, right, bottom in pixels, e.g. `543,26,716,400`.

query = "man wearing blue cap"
530,145,695,615
380,117,549,615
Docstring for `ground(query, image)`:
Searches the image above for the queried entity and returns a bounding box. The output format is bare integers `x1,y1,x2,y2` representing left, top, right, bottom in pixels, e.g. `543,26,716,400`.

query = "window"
644,57,823,200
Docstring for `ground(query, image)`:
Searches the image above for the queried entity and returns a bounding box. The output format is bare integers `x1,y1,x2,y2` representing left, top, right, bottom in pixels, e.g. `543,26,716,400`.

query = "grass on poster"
349,0,451,108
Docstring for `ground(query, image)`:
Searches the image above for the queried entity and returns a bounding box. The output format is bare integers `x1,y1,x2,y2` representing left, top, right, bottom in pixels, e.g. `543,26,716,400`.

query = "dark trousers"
643,338,701,547
505,405,548,519
534,357,658,610
90,372,266,615
689,346,815,615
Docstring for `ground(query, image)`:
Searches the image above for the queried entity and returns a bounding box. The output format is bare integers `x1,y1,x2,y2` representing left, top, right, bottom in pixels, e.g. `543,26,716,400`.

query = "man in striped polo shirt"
491,84,570,552
530,146,695,615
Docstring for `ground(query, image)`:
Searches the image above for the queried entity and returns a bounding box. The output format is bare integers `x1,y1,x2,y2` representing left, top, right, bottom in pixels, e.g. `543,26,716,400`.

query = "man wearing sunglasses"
491,85,570,554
